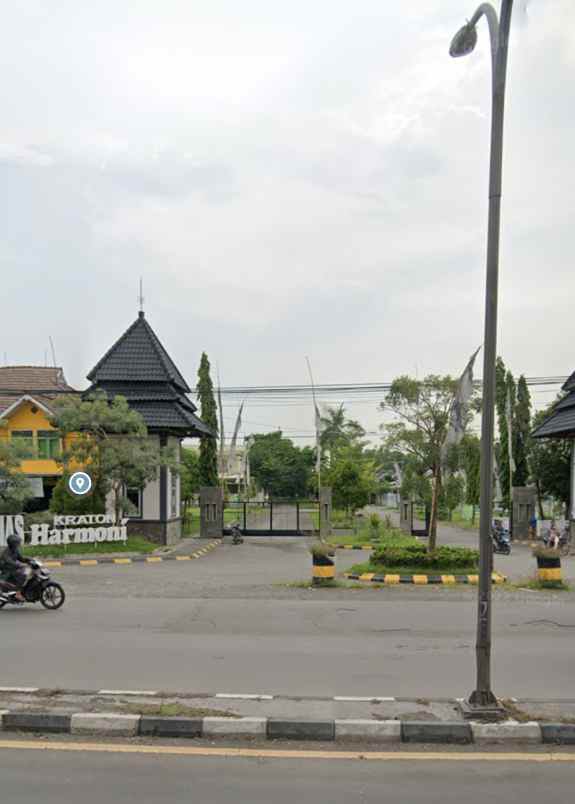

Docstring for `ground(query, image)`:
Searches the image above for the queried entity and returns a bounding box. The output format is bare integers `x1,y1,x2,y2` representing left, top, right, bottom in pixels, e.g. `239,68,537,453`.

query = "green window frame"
37,430,61,460
11,430,34,453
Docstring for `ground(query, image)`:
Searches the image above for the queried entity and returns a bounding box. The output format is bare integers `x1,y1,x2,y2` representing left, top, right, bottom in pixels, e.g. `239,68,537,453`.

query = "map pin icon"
76,477,84,489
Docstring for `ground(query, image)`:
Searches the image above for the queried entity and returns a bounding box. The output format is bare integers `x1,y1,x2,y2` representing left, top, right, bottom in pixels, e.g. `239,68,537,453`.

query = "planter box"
312,553,335,585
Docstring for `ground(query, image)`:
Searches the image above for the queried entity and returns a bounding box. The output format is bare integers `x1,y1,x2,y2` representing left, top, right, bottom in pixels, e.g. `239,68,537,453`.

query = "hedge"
371,543,479,570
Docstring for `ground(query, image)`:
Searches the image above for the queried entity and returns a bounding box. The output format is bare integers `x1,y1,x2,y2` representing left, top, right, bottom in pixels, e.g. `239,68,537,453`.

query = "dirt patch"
116,701,239,719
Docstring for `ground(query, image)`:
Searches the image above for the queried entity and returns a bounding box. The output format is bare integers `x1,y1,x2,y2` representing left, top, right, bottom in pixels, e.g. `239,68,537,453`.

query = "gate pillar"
200,487,224,539
319,487,332,540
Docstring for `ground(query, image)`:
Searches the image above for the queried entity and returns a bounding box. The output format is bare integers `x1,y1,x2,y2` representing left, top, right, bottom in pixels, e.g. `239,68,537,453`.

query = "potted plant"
532,545,563,587
310,542,336,586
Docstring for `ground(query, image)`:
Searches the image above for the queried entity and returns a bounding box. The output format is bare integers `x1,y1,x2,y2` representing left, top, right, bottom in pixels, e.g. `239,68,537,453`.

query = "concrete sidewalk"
1,687,575,746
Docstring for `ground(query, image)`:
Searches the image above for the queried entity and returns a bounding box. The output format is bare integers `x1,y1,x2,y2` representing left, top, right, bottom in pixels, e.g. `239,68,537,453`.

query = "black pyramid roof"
86,312,212,437
88,312,191,392
532,369,575,440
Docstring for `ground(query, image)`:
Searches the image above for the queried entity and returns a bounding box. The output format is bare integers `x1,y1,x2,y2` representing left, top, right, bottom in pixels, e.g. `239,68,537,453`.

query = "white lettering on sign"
29,522,128,546
0,515,25,547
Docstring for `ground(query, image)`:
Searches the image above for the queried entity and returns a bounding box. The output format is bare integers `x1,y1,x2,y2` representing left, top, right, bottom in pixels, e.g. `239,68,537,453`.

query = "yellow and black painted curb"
41,540,221,569
331,543,376,551
345,571,507,585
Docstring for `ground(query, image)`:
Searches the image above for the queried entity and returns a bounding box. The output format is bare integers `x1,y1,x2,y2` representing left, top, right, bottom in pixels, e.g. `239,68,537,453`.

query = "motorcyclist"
0,534,33,602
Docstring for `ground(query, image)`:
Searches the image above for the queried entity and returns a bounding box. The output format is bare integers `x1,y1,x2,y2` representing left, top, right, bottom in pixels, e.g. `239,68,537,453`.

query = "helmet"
7,534,22,550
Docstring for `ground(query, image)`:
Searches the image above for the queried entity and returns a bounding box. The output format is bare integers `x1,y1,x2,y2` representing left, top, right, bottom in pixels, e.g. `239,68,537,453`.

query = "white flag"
228,402,244,470
442,346,481,461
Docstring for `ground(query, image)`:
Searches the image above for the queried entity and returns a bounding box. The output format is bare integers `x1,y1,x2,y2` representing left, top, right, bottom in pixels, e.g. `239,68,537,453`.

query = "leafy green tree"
52,393,173,523
461,435,481,524
248,432,314,498
530,400,571,519
181,447,201,510
514,375,531,487
327,450,376,514
196,352,219,487
381,375,464,550
0,433,34,514
441,474,465,521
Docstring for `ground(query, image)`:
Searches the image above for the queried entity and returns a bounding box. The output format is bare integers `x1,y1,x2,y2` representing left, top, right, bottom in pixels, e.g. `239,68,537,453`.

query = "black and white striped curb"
1,710,574,744
37,540,220,568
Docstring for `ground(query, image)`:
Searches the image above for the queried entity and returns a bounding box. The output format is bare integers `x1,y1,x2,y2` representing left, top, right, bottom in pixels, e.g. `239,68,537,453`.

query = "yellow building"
0,367,78,509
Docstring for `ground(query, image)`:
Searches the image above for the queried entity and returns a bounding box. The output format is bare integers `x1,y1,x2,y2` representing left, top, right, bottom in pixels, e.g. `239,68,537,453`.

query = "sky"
1,0,573,445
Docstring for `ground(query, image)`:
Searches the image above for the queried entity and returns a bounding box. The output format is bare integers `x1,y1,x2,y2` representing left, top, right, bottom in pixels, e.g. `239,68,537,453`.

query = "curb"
344,572,507,585
1,712,574,745
39,540,220,568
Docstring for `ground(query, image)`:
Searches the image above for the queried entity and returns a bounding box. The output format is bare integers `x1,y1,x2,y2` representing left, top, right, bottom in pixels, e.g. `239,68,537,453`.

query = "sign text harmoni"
31,514,129,546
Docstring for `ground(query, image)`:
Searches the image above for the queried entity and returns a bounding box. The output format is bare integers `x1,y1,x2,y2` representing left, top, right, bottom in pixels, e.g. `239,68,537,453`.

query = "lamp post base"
459,692,506,722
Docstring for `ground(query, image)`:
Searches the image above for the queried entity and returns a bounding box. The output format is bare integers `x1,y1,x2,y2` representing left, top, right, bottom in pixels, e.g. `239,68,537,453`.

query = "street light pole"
450,1,514,713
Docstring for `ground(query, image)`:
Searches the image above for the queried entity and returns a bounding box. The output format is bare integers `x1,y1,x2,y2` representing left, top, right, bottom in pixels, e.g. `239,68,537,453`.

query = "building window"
126,488,142,519
37,430,61,460
11,430,34,454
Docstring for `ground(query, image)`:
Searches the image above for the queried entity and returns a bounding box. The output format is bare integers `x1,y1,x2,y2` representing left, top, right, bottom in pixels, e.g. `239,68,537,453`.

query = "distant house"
85,311,213,543
532,369,575,523
0,366,79,510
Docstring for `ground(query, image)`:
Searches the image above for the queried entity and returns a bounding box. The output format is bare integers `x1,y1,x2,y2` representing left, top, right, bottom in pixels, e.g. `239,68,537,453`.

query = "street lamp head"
449,23,478,58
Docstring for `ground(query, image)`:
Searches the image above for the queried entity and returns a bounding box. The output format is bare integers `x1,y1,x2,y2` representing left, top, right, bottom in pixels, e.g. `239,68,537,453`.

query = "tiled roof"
127,400,212,435
532,390,575,439
0,366,75,393
87,313,190,392
0,392,78,419
563,371,575,392
86,314,211,436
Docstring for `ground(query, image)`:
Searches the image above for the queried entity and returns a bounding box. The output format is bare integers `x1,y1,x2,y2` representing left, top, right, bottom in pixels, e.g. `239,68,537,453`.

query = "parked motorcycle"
492,522,511,555
0,560,66,610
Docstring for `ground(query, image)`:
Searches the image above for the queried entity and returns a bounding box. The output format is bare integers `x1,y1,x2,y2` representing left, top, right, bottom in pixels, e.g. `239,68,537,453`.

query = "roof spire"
138,278,145,318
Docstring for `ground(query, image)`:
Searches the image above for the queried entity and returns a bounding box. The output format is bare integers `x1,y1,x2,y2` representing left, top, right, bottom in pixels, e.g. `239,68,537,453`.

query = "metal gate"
226,500,319,536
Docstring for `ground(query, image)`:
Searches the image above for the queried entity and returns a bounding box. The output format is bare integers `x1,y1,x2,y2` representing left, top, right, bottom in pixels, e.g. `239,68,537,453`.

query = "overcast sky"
1,0,572,444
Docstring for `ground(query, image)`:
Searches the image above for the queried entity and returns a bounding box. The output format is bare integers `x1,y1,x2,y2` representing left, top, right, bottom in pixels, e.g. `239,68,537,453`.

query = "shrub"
49,474,106,515
368,513,381,536
371,543,479,570
310,542,336,559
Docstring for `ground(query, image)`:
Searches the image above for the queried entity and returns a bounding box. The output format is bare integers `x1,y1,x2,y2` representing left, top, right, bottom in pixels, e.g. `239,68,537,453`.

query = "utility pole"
450,0,515,717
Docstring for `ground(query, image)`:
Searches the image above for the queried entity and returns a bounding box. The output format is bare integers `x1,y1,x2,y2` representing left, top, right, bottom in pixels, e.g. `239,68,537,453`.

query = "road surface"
1,538,574,698
0,741,574,804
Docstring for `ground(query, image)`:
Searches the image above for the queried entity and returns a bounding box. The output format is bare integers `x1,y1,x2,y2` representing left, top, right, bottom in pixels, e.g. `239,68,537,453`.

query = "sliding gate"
227,500,319,537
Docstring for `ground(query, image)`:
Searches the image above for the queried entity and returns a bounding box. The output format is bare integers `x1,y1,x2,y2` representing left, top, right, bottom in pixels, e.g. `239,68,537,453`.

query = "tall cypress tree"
514,375,531,487
495,357,509,506
196,352,219,487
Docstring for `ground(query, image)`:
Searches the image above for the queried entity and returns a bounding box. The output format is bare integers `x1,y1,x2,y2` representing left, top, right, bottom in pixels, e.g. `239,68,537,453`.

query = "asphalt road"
1,537,574,698
1,744,574,804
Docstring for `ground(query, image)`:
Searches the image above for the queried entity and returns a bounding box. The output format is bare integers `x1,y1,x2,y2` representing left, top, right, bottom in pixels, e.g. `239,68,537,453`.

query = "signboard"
0,515,25,547
30,514,128,546
0,513,127,547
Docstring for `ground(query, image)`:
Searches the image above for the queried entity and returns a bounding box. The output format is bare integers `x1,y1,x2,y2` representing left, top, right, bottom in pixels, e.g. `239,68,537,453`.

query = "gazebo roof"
88,312,191,393
86,313,212,437
532,371,575,440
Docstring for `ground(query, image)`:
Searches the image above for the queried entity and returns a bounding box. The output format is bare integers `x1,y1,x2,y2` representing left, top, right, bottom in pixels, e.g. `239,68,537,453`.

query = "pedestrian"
549,521,559,550
529,513,537,541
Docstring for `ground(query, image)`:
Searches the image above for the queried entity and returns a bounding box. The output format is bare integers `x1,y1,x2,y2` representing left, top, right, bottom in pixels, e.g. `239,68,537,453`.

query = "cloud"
0,0,573,442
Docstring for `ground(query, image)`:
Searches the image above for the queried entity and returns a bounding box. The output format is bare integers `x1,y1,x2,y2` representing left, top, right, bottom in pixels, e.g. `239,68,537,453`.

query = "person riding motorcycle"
0,534,33,602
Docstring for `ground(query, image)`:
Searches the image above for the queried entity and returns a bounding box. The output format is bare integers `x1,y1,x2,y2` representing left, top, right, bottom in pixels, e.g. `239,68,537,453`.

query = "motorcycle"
0,560,66,610
492,525,511,555
222,522,244,544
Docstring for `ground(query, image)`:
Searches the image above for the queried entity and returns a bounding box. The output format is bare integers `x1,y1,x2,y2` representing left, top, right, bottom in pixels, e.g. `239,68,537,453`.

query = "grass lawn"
23,535,158,559
329,524,415,548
